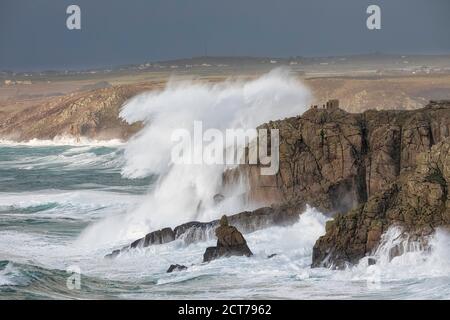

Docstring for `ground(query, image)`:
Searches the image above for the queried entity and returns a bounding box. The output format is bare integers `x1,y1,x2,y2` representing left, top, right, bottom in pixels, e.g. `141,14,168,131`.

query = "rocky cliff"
312,137,450,268
0,84,151,141
237,101,450,215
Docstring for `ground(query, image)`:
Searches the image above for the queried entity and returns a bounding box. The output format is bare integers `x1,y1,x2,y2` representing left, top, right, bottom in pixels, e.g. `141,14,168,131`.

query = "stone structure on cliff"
203,215,253,262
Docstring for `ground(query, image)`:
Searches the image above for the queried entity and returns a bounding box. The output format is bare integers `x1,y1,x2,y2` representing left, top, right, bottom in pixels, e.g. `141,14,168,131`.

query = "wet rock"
106,201,302,258
203,215,253,262
203,247,220,262
174,221,216,244
368,258,377,266
104,227,176,258
312,137,450,268
267,253,277,259
233,101,450,214
143,227,175,246
166,264,187,273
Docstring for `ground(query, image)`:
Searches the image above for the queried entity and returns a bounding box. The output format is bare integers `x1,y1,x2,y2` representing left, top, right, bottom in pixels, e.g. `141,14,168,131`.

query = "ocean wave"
344,227,450,283
22,150,123,170
0,260,131,299
0,136,124,147
0,145,124,171
1,207,449,299
0,190,143,219
0,261,19,286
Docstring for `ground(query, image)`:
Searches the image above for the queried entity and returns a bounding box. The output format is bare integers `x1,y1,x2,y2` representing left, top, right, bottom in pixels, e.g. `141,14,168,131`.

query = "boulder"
203,215,253,262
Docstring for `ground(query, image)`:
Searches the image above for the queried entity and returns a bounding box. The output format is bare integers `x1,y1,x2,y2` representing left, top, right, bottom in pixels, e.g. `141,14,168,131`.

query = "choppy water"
0,143,449,300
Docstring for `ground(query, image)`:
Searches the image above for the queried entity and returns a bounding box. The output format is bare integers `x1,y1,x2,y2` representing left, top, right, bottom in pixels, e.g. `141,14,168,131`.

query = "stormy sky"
1,0,449,71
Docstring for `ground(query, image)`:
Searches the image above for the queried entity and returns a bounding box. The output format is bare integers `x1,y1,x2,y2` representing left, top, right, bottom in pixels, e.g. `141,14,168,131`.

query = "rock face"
203,215,253,262
312,137,450,268
235,101,450,215
0,84,150,141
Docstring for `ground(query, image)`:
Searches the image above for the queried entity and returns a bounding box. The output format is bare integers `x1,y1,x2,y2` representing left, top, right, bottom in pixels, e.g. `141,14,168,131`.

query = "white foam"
0,263,19,286
319,226,450,295
357,227,450,281
81,205,329,283
0,136,124,147
0,144,124,171
0,190,143,220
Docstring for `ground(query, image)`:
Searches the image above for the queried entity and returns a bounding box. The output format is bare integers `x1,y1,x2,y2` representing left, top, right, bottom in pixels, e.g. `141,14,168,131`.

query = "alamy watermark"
366,5,381,30
170,121,280,176
66,5,81,30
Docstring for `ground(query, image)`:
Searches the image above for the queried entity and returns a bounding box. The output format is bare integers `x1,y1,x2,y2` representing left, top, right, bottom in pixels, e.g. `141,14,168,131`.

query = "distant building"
325,99,339,110
311,99,339,110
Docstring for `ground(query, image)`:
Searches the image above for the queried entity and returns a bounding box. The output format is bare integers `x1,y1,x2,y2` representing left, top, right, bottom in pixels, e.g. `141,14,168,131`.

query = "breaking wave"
351,226,450,282
79,69,313,244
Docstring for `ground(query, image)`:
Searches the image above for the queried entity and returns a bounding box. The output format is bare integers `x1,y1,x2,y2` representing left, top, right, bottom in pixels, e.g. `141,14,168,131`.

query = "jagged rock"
105,203,301,258
203,247,221,262
231,101,450,214
144,227,176,246
203,215,253,262
129,227,176,249
166,264,188,273
312,137,450,268
174,221,216,244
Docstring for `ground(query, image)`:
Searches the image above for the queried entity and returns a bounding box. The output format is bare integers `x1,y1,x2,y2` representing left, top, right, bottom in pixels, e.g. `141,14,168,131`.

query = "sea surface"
0,142,449,299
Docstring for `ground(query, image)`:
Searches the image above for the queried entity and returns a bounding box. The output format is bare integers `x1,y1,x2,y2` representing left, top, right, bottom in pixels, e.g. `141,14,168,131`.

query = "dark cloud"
1,0,449,71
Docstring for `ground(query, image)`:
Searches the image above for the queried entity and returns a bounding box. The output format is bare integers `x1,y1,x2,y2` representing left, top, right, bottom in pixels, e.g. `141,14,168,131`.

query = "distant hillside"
0,84,151,141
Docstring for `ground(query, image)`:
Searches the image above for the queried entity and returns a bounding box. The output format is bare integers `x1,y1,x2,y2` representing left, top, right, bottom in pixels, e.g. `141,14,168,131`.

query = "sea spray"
342,227,450,285
78,68,312,245
369,227,450,280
